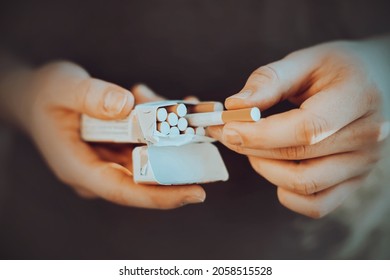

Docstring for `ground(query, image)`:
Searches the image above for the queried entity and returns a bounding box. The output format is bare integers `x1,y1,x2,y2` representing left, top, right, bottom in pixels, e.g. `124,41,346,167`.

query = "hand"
15,61,205,209
208,40,390,218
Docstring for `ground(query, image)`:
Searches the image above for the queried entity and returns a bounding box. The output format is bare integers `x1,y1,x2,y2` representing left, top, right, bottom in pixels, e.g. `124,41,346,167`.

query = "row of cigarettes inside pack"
156,102,218,136
155,102,260,136
81,100,260,145
80,100,260,185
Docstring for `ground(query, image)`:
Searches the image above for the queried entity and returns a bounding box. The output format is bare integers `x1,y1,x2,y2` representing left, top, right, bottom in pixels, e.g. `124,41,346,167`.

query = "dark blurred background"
0,0,390,259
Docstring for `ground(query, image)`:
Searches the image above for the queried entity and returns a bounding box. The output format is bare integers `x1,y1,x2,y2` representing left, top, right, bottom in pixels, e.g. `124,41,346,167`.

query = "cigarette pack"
81,100,229,185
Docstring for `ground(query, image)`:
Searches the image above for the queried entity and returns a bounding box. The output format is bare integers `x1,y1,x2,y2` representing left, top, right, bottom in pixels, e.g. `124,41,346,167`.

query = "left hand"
208,40,390,218
11,61,206,209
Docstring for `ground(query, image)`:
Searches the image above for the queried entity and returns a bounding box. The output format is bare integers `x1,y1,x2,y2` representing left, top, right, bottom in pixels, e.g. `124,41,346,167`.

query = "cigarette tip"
214,102,224,111
251,107,261,121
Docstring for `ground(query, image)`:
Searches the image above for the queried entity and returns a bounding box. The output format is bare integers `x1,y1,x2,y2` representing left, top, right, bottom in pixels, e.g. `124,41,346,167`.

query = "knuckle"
250,65,280,85
295,113,330,145
229,144,246,154
277,145,308,159
289,172,318,195
270,148,283,159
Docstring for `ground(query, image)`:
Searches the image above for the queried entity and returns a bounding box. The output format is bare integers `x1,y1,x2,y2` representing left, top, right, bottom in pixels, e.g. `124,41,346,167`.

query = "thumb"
69,77,134,120
38,62,134,120
225,50,318,110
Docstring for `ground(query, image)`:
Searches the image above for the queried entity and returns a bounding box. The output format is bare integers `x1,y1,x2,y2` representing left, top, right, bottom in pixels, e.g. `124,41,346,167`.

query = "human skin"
208,36,390,218
0,60,205,209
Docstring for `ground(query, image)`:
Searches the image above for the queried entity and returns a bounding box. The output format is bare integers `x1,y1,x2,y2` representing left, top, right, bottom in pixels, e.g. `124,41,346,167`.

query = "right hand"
15,61,205,209
208,40,389,218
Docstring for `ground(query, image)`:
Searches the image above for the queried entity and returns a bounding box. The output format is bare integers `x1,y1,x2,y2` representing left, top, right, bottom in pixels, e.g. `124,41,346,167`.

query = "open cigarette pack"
81,100,230,185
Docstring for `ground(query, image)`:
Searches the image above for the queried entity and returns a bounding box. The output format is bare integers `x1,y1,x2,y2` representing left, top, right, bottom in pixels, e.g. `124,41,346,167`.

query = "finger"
206,125,223,141
223,56,381,149
277,175,367,218
75,78,135,120
221,109,321,149
131,84,165,104
211,116,389,160
225,49,320,111
43,123,205,209
223,89,380,149
248,150,379,195
53,76,134,120
84,162,206,209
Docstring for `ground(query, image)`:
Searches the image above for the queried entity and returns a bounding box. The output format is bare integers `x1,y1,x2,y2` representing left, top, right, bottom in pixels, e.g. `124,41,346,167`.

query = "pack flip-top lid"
133,142,229,185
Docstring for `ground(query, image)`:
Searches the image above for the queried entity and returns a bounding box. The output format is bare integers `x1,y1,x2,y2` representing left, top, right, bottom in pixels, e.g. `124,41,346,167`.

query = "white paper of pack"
132,143,228,185
80,100,229,185
81,111,143,143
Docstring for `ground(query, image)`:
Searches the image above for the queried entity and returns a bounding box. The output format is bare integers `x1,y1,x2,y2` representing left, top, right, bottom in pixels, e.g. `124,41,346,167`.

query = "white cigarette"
169,126,180,136
167,112,179,126
156,108,168,122
177,117,188,131
157,121,170,135
195,127,206,136
166,103,187,117
185,107,260,127
184,127,195,135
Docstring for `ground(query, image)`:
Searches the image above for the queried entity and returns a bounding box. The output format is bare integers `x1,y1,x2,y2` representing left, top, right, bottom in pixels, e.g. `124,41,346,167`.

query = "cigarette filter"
156,108,168,122
166,103,187,117
169,126,180,136
184,127,195,135
157,121,170,135
177,117,188,131
167,112,179,126
192,102,224,113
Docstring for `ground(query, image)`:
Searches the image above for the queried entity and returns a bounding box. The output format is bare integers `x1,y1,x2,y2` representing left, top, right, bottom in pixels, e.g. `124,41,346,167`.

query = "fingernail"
181,195,205,206
104,91,128,114
378,121,390,142
226,90,253,100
